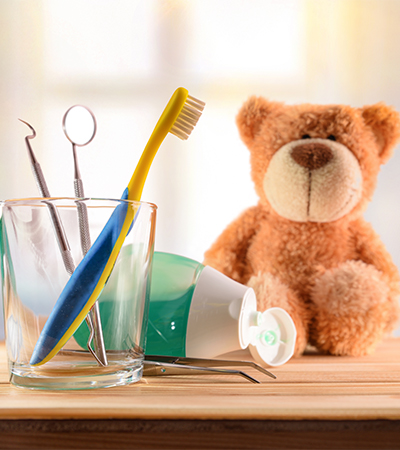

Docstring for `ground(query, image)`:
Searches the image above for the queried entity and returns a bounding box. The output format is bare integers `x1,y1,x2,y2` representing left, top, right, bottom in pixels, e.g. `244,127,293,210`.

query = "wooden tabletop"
1,338,400,449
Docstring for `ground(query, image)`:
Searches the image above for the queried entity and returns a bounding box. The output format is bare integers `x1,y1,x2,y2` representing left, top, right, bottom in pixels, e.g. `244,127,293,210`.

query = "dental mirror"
62,105,97,147
62,104,108,367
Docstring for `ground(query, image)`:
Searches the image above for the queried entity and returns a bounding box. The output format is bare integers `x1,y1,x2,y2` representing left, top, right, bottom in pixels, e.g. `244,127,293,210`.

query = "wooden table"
0,339,399,449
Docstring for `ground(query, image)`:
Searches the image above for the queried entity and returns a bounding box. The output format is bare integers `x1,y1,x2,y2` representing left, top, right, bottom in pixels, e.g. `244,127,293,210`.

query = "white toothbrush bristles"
170,94,205,140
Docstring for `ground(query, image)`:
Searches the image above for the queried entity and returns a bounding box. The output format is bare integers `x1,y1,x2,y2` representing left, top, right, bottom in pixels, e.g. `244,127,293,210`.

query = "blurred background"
1,0,400,339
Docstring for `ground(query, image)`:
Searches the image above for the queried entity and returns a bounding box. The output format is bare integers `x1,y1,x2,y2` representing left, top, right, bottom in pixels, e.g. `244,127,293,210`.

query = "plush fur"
204,97,400,357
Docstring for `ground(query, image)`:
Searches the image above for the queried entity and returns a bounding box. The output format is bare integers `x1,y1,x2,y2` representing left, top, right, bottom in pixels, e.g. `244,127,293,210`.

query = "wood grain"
1,339,400,448
1,339,400,420
0,419,399,449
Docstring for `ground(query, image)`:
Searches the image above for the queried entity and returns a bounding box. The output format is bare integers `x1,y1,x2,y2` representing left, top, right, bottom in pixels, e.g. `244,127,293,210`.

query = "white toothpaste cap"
248,307,296,367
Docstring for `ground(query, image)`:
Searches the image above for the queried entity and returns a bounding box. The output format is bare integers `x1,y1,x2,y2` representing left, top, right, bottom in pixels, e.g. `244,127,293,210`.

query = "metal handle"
74,179,91,256
73,178,107,367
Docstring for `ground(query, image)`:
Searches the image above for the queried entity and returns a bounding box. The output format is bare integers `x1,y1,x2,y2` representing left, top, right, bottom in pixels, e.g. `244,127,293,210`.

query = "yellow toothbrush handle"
127,87,189,201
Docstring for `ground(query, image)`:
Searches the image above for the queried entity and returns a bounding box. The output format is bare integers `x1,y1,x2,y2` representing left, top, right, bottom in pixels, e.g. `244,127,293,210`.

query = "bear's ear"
236,96,283,145
361,102,400,164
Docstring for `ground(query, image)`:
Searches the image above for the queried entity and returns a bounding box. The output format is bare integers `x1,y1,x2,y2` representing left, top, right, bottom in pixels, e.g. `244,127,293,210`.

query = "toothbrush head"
128,87,205,201
169,90,205,140
149,87,204,143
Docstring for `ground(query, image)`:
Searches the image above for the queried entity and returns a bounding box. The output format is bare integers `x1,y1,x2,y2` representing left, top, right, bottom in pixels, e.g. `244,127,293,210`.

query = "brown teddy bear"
204,97,400,357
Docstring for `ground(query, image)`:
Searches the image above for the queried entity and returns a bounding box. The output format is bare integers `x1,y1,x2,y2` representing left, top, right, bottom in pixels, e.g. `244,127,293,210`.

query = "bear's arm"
203,205,264,284
351,219,400,285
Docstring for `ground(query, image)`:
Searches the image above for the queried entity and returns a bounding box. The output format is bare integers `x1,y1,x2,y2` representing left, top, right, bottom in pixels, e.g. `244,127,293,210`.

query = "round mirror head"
62,105,97,147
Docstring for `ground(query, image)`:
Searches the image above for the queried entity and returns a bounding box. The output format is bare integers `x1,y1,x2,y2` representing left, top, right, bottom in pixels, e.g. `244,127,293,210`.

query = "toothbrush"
30,87,205,366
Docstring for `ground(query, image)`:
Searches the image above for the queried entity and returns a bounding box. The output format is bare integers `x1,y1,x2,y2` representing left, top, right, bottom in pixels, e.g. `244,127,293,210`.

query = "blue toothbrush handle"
30,189,134,366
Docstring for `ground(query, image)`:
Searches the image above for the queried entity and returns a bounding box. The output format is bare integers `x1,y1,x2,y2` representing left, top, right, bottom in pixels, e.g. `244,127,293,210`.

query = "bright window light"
42,0,152,81
189,0,305,80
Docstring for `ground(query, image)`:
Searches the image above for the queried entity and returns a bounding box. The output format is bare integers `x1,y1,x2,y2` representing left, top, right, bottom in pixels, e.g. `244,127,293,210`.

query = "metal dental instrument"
144,355,277,382
61,105,108,367
146,355,276,379
20,119,107,367
62,105,96,255
19,120,75,274
143,360,261,384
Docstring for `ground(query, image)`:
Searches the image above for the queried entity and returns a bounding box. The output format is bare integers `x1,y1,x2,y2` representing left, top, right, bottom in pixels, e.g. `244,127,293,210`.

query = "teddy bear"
204,97,400,357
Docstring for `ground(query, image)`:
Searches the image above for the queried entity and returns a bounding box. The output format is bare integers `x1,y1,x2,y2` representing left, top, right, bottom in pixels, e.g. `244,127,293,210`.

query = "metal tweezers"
143,355,276,384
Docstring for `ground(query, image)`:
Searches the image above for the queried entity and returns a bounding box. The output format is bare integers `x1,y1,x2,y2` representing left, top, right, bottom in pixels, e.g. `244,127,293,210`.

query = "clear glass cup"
0,197,157,389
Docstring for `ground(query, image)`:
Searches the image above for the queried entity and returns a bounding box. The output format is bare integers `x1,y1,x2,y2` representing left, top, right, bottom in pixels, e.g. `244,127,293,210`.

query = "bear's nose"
291,142,333,170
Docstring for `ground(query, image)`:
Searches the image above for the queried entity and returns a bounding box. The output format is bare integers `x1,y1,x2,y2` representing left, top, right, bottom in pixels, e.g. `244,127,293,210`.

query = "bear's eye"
327,135,336,141
302,134,311,139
